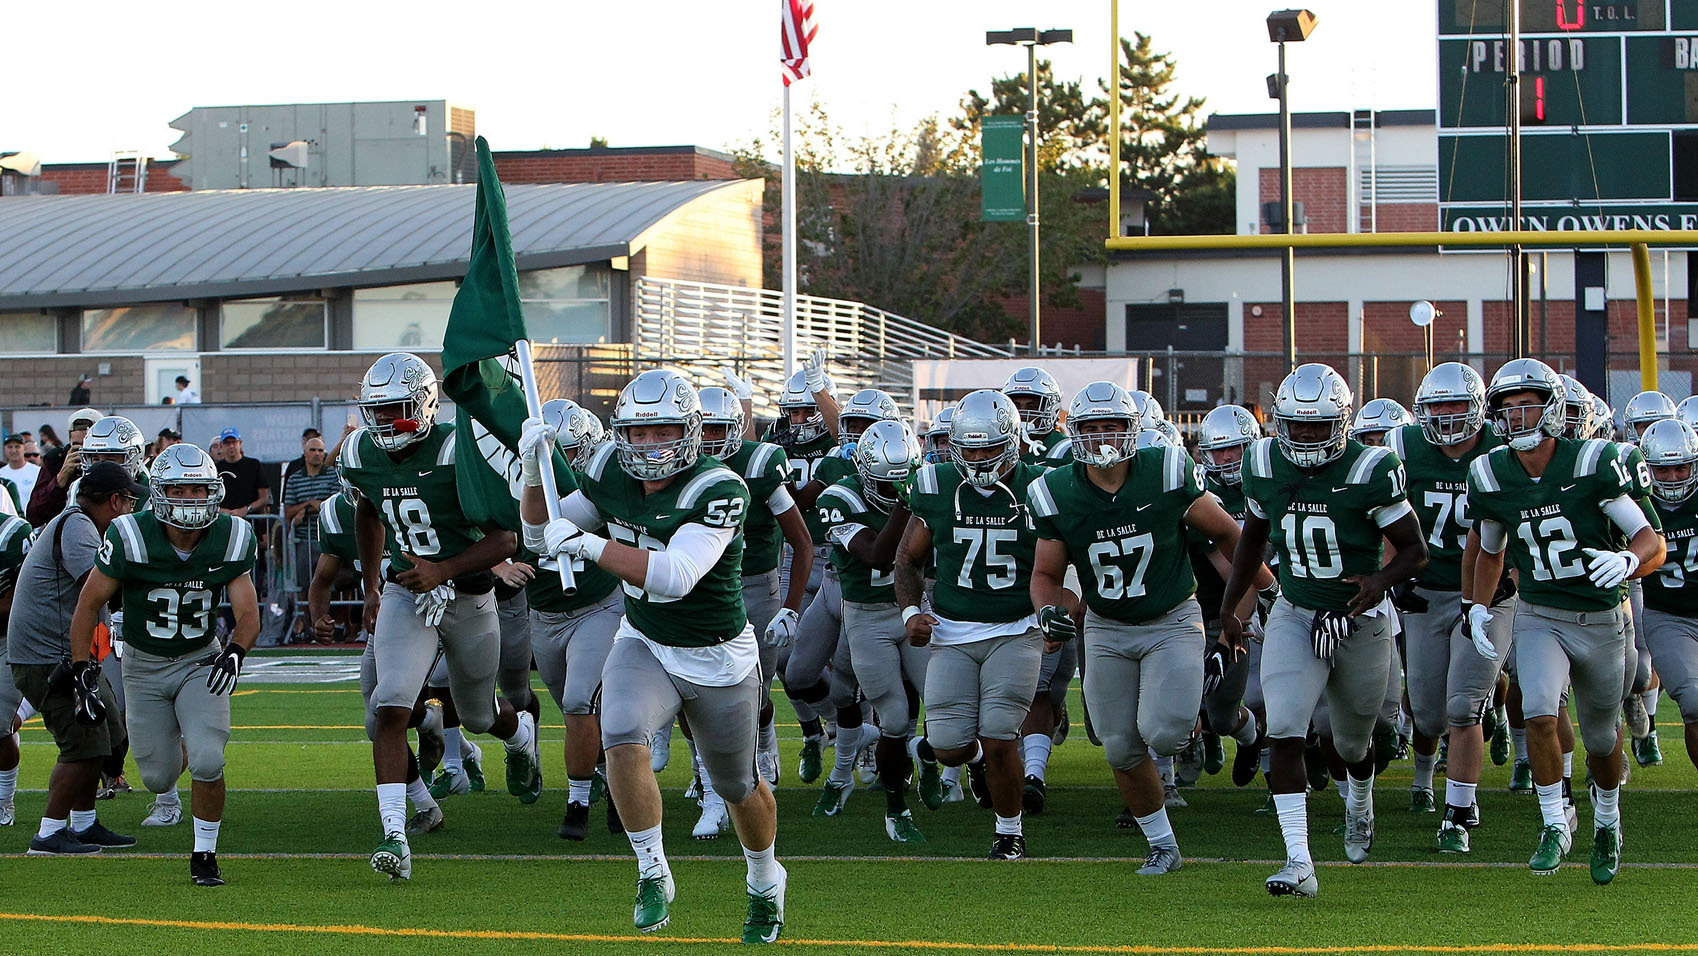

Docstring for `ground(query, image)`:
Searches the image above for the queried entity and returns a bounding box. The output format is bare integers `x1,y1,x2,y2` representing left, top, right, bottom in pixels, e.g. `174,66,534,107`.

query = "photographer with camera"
27,408,102,527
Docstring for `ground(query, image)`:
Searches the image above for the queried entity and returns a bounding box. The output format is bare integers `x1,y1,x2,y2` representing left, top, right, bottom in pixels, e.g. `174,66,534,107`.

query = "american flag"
781,0,817,86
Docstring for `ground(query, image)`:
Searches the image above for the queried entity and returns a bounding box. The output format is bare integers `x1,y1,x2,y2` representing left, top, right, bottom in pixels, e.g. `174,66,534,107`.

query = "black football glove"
70,659,106,726
1202,643,1230,695
1390,579,1429,614
200,644,247,696
1309,610,1352,661
1038,605,1077,643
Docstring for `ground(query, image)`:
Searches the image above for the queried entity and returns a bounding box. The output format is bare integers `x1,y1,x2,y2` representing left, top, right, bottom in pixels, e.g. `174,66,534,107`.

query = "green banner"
981,115,1025,222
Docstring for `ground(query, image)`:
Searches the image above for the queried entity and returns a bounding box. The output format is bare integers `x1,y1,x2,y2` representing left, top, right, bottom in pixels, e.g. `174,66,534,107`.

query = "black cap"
3,435,20,446
80,461,146,500
158,427,181,440
175,375,190,385
302,426,321,438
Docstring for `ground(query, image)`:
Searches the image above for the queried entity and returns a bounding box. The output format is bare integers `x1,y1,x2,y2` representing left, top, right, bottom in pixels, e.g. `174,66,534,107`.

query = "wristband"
902,605,924,624
577,534,609,563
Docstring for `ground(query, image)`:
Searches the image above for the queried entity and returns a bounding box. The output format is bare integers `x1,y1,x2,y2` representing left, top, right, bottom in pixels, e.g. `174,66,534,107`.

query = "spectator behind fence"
214,428,269,518
283,428,322,481
68,375,91,407
28,409,101,527
174,376,200,405
37,426,62,454
4,435,42,507
282,438,337,640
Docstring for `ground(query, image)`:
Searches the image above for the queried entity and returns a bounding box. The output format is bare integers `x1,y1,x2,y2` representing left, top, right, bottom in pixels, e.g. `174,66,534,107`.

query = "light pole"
988,27,1072,354
1266,9,1317,373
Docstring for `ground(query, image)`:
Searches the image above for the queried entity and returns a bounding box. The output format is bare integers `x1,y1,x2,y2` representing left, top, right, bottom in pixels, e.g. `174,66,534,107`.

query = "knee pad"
458,703,498,736
1446,693,1487,729
714,769,758,804
1102,733,1147,773
1580,723,1619,759
140,764,182,795
187,748,226,785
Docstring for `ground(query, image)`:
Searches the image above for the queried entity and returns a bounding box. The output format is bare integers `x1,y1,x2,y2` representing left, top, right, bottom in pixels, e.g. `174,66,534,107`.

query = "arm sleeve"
1370,499,1415,528
642,523,736,600
1476,518,1508,554
1603,494,1652,539
522,490,604,552
766,484,795,515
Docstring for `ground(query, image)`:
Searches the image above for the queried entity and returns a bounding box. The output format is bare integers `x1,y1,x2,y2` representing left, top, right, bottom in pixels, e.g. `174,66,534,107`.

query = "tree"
1107,33,1235,235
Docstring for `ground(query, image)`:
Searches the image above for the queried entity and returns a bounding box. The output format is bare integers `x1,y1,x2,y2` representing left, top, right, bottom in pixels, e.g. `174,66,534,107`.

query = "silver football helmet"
1625,390,1677,441
696,387,745,460
855,419,922,513
1154,418,1184,448
1486,358,1566,452
1003,367,1064,436
1349,398,1412,442
1676,396,1698,433
776,369,834,445
1591,395,1617,442
611,369,702,481
1135,427,1174,449
81,416,146,477
1196,405,1261,486
1064,381,1141,467
358,352,440,451
148,443,225,530
949,389,1021,488
1129,390,1166,426
838,388,901,447
1273,363,1354,468
924,406,955,464
1413,362,1487,446
1556,375,1594,440
1641,418,1698,503
541,398,608,470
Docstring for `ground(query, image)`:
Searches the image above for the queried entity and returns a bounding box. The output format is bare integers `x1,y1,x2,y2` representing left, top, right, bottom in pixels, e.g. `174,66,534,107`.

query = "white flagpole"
514,338,576,596
782,80,798,379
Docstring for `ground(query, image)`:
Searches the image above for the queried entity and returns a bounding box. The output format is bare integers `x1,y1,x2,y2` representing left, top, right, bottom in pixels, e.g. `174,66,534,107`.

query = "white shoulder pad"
678,467,746,510
1347,445,1390,485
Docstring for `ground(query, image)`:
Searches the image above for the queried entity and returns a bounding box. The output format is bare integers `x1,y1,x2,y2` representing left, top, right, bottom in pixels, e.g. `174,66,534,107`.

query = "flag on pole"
781,0,817,85
440,136,572,530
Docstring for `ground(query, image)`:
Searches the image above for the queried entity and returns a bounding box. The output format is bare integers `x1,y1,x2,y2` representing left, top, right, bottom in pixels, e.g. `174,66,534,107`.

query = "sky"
7,1,1433,166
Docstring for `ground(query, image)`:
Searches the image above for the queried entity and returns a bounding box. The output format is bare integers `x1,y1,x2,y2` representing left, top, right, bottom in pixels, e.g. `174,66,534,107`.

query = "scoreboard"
1438,0,1698,233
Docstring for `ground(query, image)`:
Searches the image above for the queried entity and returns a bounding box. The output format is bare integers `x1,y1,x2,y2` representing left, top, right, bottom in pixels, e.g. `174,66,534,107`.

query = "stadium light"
1267,9,1317,373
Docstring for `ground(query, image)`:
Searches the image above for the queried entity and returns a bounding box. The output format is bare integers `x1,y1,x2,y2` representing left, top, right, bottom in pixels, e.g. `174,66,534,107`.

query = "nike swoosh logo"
1561,484,1576,492
654,513,671,519
418,469,435,477
1136,503,1153,512
207,565,225,573
1332,487,1349,493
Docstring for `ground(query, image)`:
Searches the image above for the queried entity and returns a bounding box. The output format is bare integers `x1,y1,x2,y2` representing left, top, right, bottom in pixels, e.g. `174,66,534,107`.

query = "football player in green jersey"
1349,399,1412,447
1219,364,1429,898
1465,359,1666,884
1004,367,1071,466
1607,389,1669,768
0,510,33,827
1624,390,1677,443
1030,383,1271,874
522,369,784,943
1639,419,1698,772
1387,362,1514,854
69,445,260,888
897,389,1050,860
339,353,535,883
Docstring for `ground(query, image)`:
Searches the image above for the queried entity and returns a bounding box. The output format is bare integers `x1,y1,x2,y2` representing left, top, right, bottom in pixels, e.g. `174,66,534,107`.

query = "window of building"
221,296,328,349
352,282,457,351
81,303,196,352
0,312,58,353
520,265,611,344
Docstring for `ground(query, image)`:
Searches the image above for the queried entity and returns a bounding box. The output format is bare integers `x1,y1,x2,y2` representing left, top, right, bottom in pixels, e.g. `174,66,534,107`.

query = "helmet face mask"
1196,404,1260,486
1064,381,1141,468
949,390,1021,488
359,352,440,452
1625,390,1677,443
1640,418,1698,503
1558,375,1595,440
776,370,832,444
612,370,703,481
1414,362,1487,446
696,387,745,460
1487,358,1566,452
924,406,954,464
854,420,921,512
1273,364,1353,469
80,416,145,478
149,444,225,529
1349,399,1412,447
1002,367,1063,436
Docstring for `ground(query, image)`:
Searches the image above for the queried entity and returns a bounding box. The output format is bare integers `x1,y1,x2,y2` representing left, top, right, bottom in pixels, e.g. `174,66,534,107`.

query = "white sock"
1155,755,1174,787
1260,749,1272,774
828,726,860,785
1445,780,1477,813
377,782,408,835
1273,792,1311,864
994,812,1022,836
1562,751,1574,778
1233,710,1259,747
791,698,818,724
503,711,534,754
37,816,65,839
406,778,438,812
442,729,465,772
193,816,221,853
941,765,962,787
628,823,669,879
1594,786,1621,829
1535,781,1567,831
0,767,17,803
460,734,479,760
16,700,36,723
759,719,779,756
965,740,985,765
1511,727,1528,763
743,841,780,891
1643,689,1661,725
1413,751,1436,790
1136,807,1177,850
1493,704,1508,729
155,788,181,808
568,775,592,805
1346,772,1374,816
1021,734,1052,780
69,808,96,832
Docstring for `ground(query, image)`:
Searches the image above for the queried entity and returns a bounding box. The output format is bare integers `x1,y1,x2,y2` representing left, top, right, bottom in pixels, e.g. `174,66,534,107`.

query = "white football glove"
415,583,455,628
1581,547,1638,590
518,416,558,488
1464,602,1498,661
804,347,828,393
765,607,800,648
720,365,754,401
542,517,607,562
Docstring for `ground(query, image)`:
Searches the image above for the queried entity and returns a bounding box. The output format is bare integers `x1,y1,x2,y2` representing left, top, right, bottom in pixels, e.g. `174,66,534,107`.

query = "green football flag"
441,136,573,530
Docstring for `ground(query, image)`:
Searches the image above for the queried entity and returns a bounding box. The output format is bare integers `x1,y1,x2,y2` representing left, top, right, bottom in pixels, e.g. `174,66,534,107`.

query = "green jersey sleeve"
819,479,895,604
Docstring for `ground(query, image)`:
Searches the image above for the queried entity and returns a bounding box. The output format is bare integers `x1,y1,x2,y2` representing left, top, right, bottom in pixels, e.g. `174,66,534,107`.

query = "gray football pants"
844,600,928,737
1643,607,1698,723
774,546,831,686
1083,601,1206,772
1199,616,1251,734
923,627,1043,751
371,582,502,734
743,569,783,690
1514,601,1626,757
1037,634,1077,711
1404,587,1514,739
1261,596,1394,764
496,591,534,710
122,644,231,792
600,634,761,803
0,636,22,724
1630,580,1652,694
784,571,844,692
532,591,623,716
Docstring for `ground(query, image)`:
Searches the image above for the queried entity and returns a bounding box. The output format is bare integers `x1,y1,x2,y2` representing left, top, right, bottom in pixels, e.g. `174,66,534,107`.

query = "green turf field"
5,655,1696,956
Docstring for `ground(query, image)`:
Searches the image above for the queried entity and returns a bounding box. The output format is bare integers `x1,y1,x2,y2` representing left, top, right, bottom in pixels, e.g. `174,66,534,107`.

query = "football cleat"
1115,807,1137,829
1489,717,1511,767
1051,703,1070,746
141,799,183,827
1623,694,1651,740
1232,740,1263,788
742,863,787,944
1510,761,1534,793
1163,784,1188,809
855,737,880,785
1022,775,1047,815
1343,807,1375,864
988,833,1026,860
417,701,446,777
558,801,590,842
1265,858,1319,898
428,766,470,800
885,811,926,844
27,829,101,855
1590,824,1622,885
370,832,411,881
405,805,444,836
966,760,994,809
693,793,730,838
650,724,673,773
1137,845,1183,875
1203,732,1226,776
190,851,225,887
1437,821,1471,854
1409,787,1436,813
0,798,12,827
1634,730,1664,767
757,746,780,787
464,742,486,792
590,768,609,805
73,821,136,848
812,780,853,818
1529,824,1572,875
685,771,702,802
1255,791,1278,816
506,712,543,804
1434,738,1448,774
1393,732,1411,762
797,735,824,784
940,777,964,804
914,748,943,810
634,872,675,933
1303,742,1330,793
1174,735,1205,788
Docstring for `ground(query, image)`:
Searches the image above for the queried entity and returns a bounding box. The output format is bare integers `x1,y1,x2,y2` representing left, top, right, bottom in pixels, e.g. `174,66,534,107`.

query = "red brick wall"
39,161,189,195
1480,298,1691,359
1258,167,1349,234
998,289,1106,351
1361,300,1468,353
493,150,737,183
1365,203,1438,233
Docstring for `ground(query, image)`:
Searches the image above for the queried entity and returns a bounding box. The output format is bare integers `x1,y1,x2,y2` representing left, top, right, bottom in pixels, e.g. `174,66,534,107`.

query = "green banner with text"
981,116,1025,222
